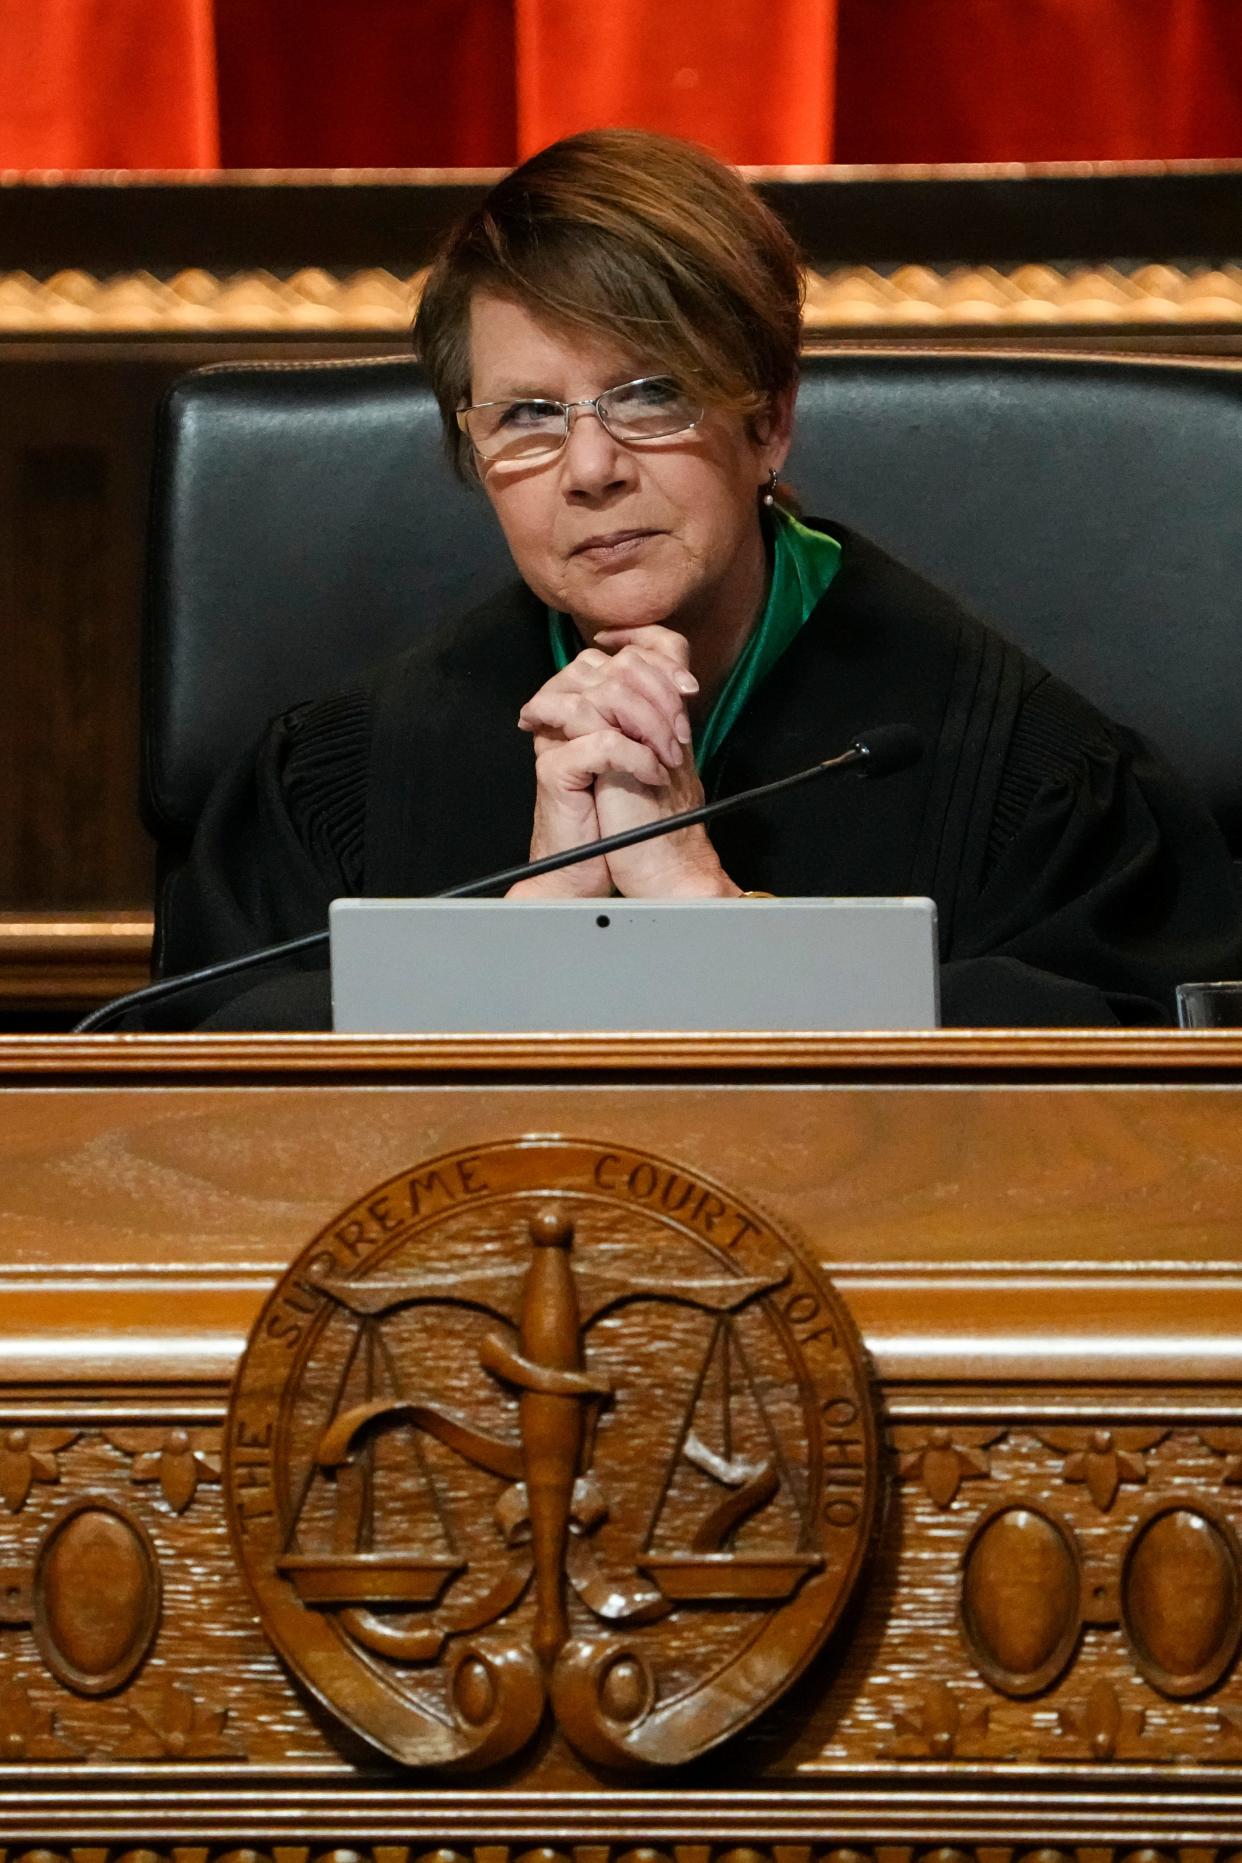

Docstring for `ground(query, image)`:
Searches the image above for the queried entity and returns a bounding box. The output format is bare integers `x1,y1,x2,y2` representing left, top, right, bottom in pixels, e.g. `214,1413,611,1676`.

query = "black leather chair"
144,351,1242,964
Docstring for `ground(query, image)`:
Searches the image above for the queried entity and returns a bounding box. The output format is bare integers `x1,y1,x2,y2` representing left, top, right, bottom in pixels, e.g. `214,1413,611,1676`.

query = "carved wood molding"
5,1030,1242,1074
0,1263,1235,1384
3,1399,1242,1779
0,1423,1236,1818
0,1847,1237,1863
0,1836,1239,1857
4,263,1242,335
0,265,424,333
0,1785,1235,1844
802,261,1242,329
0,913,151,1008
8,155,1242,180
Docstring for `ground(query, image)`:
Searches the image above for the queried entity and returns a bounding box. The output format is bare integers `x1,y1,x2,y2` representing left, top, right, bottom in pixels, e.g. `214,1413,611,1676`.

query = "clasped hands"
507,625,740,899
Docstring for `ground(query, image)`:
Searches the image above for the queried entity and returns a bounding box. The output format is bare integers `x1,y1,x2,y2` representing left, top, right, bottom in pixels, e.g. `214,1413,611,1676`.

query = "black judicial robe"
147,527,1242,1030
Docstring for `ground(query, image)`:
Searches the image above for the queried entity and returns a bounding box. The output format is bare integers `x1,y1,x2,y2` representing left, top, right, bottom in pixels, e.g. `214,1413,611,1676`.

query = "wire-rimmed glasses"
457,376,704,464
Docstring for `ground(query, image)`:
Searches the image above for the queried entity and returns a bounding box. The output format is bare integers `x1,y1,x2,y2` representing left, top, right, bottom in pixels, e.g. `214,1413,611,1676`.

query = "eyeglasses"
457,376,705,464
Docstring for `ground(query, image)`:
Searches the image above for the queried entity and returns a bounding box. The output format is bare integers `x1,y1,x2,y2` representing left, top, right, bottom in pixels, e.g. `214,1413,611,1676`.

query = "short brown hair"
414,127,804,479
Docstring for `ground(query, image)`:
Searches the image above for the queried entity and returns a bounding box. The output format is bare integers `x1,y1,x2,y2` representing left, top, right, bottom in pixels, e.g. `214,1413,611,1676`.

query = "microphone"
849,722,922,779
75,724,923,1033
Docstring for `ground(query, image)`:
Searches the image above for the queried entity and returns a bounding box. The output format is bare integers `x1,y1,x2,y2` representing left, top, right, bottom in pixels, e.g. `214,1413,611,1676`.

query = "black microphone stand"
75,729,920,1033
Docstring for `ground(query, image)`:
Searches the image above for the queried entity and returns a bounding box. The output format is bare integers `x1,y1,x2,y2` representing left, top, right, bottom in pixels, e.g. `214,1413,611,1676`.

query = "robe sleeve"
940,676,1242,1027
134,689,370,1030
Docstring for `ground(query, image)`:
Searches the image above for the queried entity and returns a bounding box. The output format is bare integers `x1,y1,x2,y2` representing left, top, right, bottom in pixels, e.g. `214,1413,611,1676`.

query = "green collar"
547,509,841,779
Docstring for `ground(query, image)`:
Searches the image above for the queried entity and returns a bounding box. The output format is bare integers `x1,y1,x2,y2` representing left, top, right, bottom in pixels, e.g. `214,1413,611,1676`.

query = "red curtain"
513,0,836,165
0,0,218,169
211,0,515,168
2,0,1241,171
834,0,1242,163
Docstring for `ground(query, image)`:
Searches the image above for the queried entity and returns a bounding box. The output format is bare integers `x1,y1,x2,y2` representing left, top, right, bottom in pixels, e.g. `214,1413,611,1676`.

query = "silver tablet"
330,896,939,1034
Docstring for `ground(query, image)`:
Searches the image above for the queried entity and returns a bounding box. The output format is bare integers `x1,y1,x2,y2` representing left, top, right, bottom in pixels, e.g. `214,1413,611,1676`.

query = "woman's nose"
561,405,635,494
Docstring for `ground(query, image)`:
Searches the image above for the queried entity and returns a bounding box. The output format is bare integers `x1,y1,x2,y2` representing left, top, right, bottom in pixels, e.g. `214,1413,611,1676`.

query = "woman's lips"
573,529,659,563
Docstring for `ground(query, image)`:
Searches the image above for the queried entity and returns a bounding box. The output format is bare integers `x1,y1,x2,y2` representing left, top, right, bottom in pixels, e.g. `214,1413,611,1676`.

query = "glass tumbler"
1176,981,1242,1028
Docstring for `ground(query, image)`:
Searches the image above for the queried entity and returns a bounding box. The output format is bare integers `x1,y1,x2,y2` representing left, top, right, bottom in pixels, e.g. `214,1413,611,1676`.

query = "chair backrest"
144,351,1242,863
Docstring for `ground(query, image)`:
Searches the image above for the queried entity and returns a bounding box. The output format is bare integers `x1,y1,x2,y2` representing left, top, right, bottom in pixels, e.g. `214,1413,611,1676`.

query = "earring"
762,468,778,507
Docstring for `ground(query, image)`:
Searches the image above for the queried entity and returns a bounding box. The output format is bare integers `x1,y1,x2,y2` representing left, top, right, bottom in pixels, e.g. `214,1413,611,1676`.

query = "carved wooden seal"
225,1138,879,1771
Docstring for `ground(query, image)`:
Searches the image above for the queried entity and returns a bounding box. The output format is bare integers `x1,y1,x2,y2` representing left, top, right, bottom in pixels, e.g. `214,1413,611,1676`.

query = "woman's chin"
570,573,696,637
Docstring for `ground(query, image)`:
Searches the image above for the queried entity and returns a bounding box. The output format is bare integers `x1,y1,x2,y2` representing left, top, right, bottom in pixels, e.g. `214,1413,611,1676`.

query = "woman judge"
154,128,1242,1028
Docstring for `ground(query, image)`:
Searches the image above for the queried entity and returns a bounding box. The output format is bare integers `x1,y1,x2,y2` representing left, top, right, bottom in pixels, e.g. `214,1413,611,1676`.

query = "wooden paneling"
0,1034,1233,1844
0,359,148,909
4,165,1242,272
0,342,401,925
0,912,151,1008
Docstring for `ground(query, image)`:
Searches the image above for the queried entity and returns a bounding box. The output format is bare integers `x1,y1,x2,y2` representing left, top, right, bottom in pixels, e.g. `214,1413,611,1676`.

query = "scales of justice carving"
227,1141,879,1772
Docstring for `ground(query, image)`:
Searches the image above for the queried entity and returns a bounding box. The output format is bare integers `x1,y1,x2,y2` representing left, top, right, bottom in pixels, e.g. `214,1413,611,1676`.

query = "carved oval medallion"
960,1502,1081,1695
32,1496,161,1694
226,1138,879,1770
1121,1502,1242,1697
